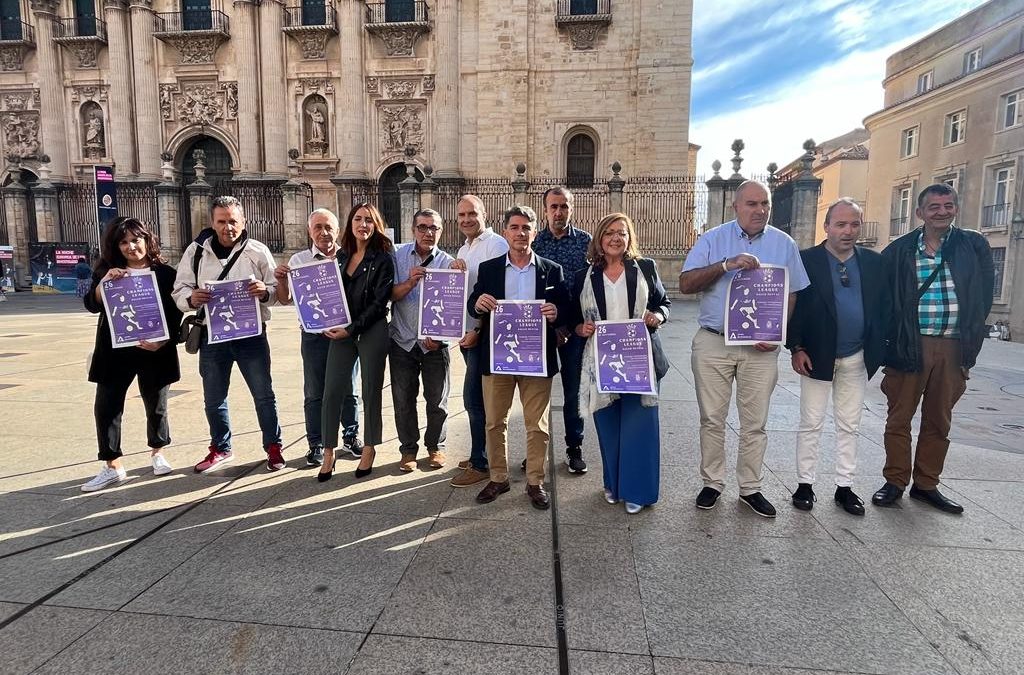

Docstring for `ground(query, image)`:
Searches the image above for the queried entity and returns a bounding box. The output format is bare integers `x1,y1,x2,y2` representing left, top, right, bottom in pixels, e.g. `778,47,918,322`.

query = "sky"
689,0,990,177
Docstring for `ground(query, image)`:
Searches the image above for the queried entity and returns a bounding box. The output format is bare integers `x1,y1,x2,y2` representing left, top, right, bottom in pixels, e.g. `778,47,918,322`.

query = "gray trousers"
322,319,389,447
389,340,450,457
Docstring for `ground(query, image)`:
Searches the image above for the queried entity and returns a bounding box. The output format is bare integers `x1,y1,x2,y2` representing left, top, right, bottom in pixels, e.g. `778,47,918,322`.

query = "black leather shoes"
871,482,904,507
526,484,551,510
695,487,721,510
739,492,776,518
909,485,964,514
476,480,510,504
834,486,865,516
791,483,815,511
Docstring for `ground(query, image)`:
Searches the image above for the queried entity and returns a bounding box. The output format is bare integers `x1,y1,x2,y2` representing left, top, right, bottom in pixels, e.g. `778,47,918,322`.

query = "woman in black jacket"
82,217,183,492
318,203,395,481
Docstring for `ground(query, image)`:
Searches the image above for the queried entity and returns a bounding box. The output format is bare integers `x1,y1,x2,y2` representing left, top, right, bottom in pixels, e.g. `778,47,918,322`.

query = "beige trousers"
482,374,552,485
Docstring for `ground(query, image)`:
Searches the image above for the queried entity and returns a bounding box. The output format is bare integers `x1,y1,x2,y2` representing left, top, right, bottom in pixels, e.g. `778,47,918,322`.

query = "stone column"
331,177,356,224
336,0,367,179
233,0,263,176
3,180,29,287
608,161,625,213
705,162,727,232
30,0,72,180
130,0,162,178
1007,213,1024,343
187,153,212,237
789,141,823,250
419,166,436,210
511,163,529,205
431,0,459,178
398,164,420,244
259,0,288,177
32,181,60,242
103,0,137,175
281,179,308,256
155,181,182,260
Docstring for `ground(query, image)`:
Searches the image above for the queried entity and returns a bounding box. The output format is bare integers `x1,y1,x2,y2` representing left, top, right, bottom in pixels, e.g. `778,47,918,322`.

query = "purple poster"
593,319,657,395
100,270,169,348
490,300,547,377
205,278,262,344
288,258,350,333
724,264,789,345
418,269,467,341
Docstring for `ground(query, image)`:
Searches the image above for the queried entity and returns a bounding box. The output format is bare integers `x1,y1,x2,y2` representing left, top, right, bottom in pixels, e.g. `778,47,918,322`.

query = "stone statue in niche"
82,110,105,160
303,96,329,157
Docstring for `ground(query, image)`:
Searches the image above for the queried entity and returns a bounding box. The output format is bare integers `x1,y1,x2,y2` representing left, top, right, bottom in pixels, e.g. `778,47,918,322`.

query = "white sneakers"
152,453,173,476
81,466,128,492
81,453,173,492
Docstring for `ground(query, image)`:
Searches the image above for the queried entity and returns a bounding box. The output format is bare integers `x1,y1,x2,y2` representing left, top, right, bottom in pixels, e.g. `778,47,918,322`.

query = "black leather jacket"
882,226,993,371
337,247,395,337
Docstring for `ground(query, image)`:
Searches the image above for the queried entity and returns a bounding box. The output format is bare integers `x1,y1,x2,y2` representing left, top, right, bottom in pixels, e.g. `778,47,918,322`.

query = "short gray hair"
413,208,442,228
917,183,958,208
308,208,339,229
502,205,538,228
732,180,771,205
210,195,243,217
824,197,863,225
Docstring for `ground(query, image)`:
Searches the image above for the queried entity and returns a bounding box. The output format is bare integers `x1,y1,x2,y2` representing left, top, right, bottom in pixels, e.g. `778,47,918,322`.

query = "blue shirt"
531,224,591,292
504,252,538,301
681,220,810,332
826,250,865,358
390,242,455,351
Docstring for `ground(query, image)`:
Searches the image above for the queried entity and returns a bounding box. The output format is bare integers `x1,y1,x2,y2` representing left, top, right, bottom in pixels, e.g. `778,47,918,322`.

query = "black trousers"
94,377,171,461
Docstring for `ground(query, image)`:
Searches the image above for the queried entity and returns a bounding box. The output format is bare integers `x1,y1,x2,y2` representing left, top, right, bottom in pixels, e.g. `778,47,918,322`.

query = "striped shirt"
916,230,958,337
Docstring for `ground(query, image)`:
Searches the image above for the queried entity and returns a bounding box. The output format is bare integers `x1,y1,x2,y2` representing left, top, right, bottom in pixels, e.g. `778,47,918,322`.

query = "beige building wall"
863,0,1024,336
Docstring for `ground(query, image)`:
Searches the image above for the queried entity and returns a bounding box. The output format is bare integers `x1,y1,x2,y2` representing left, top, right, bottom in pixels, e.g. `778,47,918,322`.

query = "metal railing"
890,216,910,238
155,9,230,33
54,16,108,40
283,4,336,28
982,203,1012,229
623,176,705,255
56,182,160,250
365,1,428,24
0,20,34,43
556,0,612,17
178,180,299,254
858,221,879,244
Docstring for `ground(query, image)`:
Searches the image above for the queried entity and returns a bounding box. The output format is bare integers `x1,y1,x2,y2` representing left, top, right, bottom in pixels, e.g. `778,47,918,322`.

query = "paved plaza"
1,292,1023,674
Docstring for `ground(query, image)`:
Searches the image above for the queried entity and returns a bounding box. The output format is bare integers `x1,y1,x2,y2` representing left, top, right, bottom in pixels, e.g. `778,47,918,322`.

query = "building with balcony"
0,0,693,227
862,0,1024,337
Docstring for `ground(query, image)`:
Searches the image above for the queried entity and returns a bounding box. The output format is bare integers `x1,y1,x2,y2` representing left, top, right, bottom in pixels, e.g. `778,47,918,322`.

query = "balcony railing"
858,221,879,245
890,216,910,238
283,4,336,29
982,203,1012,229
0,20,34,44
154,9,230,34
54,16,108,40
556,0,611,19
365,1,428,24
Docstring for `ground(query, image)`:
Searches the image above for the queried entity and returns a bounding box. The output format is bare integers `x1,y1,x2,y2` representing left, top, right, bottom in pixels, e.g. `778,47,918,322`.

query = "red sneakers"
194,446,234,473
266,443,286,471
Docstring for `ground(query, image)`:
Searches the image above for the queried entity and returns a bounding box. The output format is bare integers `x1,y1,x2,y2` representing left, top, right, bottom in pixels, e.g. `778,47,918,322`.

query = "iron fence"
556,0,611,18
155,9,229,33
982,203,1011,229
56,182,160,250
365,0,427,23
179,180,305,254
0,197,8,246
624,176,705,255
858,221,879,245
0,20,34,43
283,4,335,28
890,216,910,238
55,16,107,39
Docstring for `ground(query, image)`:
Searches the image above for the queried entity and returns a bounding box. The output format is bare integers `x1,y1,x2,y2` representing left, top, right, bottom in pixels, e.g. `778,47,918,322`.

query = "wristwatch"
721,258,729,273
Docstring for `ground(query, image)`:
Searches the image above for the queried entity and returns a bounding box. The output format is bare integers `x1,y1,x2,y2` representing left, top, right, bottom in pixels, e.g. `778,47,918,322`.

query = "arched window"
566,133,596,187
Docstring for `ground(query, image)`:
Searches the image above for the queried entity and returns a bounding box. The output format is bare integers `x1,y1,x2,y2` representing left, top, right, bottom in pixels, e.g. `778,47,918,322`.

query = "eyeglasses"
415,225,441,233
837,262,850,287
602,230,629,239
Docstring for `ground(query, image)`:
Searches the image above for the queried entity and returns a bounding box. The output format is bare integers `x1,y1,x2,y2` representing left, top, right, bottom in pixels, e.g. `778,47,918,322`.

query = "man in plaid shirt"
872,184,993,513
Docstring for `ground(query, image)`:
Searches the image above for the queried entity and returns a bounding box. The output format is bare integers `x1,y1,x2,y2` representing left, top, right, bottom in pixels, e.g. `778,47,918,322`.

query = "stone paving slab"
0,602,111,674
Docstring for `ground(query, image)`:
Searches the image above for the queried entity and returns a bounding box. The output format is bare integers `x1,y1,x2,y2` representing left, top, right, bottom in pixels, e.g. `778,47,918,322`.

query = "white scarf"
578,263,659,413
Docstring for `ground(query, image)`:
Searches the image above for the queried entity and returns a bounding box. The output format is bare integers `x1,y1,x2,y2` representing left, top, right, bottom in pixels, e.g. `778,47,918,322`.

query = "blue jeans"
301,331,360,450
199,331,281,452
558,333,586,448
461,344,487,471
593,396,660,506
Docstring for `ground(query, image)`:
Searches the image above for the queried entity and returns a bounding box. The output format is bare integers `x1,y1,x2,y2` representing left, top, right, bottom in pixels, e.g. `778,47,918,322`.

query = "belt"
701,326,724,336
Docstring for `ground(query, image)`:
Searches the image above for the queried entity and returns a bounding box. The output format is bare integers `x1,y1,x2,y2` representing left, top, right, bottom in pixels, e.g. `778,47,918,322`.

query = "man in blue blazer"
468,205,569,510
786,198,889,515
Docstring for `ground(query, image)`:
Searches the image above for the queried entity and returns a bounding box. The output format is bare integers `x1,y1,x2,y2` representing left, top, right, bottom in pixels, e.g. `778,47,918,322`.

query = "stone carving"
1,112,40,159
384,80,417,99
296,78,334,95
221,82,237,119
164,35,224,65
66,42,100,68
159,84,176,119
422,75,435,93
380,105,424,154
366,24,428,57
563,22,604,50
3,95,29,111
303,95,329,157
81,104,106,160
298,32,328,60
365,77,380,95
176,85,222,125
70,85,107,103
0,46,28,72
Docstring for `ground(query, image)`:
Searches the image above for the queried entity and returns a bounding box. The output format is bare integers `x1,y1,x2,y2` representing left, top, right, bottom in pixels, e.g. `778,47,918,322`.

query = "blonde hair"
588,213,640,268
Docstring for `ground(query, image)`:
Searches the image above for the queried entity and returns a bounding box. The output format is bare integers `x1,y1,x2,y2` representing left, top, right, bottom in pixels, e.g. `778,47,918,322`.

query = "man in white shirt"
448,195,509,487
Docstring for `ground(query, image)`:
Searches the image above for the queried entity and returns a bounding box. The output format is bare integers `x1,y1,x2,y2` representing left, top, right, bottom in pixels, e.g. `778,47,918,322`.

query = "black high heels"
317,449,336,483
354,447,375,478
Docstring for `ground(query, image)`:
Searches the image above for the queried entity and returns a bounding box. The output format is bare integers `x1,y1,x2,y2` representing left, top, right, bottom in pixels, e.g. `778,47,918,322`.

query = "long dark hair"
99,217,165,270
341,202,394,255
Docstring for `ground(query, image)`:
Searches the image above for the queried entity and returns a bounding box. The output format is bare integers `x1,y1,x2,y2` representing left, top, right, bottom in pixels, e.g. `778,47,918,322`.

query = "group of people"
80,179,994,521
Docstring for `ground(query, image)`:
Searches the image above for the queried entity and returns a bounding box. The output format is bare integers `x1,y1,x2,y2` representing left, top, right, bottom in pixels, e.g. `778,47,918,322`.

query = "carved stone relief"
562,22,604,50
159,84,176,119
1,112,40,159
365,24,428,57
384,80,417,99
295,78,334,95
65,42,100,68
303,94,329,157
70,85,107,103
365,77,380,96
379,104,424,154
422,75,435,93
298,32,329,60
176,85,222,125
0,46,29,72
221,82,237,119
162,35,225,65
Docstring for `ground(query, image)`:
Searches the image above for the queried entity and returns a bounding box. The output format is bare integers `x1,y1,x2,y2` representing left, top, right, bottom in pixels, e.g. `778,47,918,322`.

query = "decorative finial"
711,159,722,177
515,162,526,176
611,161,622,176
288,148,300,161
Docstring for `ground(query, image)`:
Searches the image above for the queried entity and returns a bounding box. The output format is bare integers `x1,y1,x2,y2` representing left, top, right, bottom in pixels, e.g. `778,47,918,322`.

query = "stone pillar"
281,179,308,256
1007,213,1024,343
705,161,727,232
608,161,625,213
2,180,29,287
259,0,288,177
789,140,823,250
331,177,356,224
233,0,263,176
431,0,460,178
103,0,137,175
30,0,72,180
130,0,161,178
723,140,746,219
187,152,212,237
336,0,367,179
419,166,436,211
32,180,60,242
512,163,529,205
155,181,182,259
398,164,420,243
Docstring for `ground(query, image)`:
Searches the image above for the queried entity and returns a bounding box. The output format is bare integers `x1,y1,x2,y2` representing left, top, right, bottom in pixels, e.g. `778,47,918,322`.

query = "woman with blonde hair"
570,213,670,513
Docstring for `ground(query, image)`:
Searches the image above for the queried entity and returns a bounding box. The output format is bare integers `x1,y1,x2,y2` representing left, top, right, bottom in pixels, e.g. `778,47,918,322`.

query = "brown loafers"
476,480,510,503
527,484,550,510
